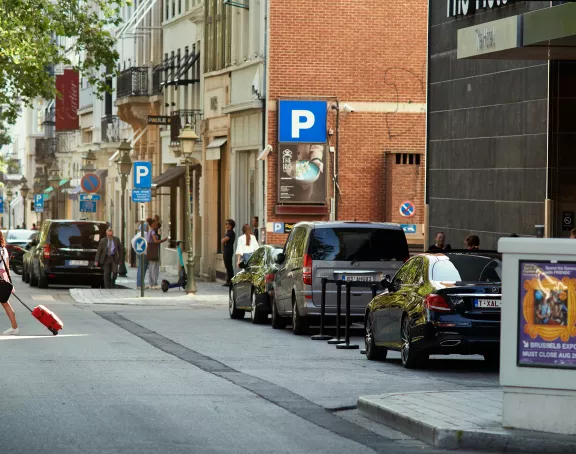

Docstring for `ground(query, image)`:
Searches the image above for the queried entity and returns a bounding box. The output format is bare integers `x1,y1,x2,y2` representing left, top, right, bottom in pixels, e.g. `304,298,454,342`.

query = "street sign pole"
140,205,145,298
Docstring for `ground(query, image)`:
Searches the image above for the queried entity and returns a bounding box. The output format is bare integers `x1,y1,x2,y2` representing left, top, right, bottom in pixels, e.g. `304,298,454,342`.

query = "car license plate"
68,260,89,266
342,275,373,282
475,299,501,308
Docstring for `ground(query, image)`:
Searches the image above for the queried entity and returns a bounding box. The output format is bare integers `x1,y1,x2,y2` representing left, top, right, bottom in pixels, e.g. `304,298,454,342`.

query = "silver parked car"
272,221,409,334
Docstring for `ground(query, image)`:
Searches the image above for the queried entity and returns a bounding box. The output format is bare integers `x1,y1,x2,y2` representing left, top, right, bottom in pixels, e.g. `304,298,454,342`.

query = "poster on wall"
518,261,576,369
277,143,327,204
55,69,79,131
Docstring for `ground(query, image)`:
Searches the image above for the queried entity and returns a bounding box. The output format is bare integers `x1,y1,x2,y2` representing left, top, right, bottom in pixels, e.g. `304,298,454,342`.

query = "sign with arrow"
134,236,148,255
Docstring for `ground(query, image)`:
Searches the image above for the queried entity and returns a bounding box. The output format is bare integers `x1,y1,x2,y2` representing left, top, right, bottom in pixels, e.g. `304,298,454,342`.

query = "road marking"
95,312,421,454
31,295,55,301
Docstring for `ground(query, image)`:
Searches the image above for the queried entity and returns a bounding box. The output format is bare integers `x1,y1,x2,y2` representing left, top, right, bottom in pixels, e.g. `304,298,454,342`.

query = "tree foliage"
0,0,127,142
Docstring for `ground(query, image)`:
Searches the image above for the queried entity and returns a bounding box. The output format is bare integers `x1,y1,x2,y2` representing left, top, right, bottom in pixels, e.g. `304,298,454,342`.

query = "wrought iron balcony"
117,67,149,98
152,65,163,95
170,110,203,146
101,115,121,142
35,138,57,164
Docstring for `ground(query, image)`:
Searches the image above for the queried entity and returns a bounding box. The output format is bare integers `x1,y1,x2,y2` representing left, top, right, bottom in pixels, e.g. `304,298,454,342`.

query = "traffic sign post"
562,211,574,232
133,161,152,189
131,189,152,203
79,193,100,213
81,173,101,193
399,201,415,218
0,197,4,214
34,194,44,213
137,218,147,298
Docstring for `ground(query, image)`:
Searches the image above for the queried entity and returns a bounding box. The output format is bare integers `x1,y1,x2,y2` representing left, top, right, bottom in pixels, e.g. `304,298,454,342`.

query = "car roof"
419,251,502,263
292,221,404,231
47,220,108,225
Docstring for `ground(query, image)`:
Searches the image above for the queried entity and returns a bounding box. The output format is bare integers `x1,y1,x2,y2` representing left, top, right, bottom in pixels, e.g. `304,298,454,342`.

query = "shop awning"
153,166,185,188
206,137,227,149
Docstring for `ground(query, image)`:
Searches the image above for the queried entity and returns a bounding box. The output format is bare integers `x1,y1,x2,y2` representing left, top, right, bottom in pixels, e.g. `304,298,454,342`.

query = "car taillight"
303,254,312,285
43,245,51,260
265,273,275,283
424,294,452,312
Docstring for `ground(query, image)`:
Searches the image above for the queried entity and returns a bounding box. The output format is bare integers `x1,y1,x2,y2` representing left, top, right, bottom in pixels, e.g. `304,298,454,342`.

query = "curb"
357,396,576,453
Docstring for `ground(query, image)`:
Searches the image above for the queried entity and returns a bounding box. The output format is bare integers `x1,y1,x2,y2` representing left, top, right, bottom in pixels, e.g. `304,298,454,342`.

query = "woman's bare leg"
2,303,18,329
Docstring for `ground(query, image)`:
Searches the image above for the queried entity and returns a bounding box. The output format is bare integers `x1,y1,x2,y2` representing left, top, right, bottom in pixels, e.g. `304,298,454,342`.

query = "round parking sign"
399,201,415,218
81,173,101,193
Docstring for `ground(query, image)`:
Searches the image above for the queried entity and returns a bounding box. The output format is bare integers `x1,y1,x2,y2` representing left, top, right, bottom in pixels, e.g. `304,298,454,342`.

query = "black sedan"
229,245,283,324
364,251,502,368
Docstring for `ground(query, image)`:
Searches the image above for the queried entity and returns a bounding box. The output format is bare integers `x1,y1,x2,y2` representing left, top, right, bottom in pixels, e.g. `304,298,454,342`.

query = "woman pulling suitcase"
0,231,19,335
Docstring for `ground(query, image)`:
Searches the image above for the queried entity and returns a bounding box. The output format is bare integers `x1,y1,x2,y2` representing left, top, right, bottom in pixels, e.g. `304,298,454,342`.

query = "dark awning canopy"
153,166,185,188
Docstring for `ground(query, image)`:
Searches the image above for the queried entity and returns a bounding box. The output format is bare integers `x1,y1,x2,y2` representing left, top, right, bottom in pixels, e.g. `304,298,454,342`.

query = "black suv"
28,220,107,288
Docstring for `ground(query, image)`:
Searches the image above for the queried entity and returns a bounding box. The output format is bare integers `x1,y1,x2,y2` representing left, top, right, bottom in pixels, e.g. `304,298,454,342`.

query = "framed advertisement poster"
518,260,576,369
277,143,327,204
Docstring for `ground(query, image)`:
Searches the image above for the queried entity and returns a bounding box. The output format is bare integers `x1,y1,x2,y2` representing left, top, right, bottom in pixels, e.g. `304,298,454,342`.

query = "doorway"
235,150,258,232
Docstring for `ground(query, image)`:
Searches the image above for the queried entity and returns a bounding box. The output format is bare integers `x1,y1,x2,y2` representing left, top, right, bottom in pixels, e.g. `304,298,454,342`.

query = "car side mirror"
239,261,247,270
276,253,285,264
392,279,403,292
380,274,392,290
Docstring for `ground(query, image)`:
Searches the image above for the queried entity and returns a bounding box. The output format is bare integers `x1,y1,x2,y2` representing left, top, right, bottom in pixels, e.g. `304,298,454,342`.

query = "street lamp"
116,139,132,277
81,149,97,174
49,162,61,219
178,124,198,294
6,186,13,229
20,177,29,229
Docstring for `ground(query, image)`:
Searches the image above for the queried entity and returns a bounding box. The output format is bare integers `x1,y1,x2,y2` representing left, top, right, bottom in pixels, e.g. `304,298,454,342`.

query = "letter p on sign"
291,110,315,138
133,161,152,188
278,100,327,143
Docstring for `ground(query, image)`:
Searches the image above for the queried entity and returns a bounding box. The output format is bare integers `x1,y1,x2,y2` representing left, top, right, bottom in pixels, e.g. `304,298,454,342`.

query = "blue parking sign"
133,161,152,188
278,100,327,143
273,222,285,234
34,194,44,213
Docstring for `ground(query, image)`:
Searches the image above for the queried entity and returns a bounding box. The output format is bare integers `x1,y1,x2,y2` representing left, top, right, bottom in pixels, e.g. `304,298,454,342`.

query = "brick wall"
266,0,427,245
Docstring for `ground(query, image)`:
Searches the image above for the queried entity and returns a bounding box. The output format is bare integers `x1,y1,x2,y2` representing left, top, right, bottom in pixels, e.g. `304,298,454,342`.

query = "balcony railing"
56,131,79,153
117,67,149,98
35,138,57,164
101,115,121,142
170,110,203,146
152,65,163,95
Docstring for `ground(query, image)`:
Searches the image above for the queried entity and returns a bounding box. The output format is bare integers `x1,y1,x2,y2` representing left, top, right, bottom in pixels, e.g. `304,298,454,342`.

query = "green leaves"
0,0,127,143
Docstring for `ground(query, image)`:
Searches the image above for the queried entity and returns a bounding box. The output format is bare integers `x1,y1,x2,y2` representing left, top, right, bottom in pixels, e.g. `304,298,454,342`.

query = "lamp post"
6,187,13,229
116,140,132,277
177,124,198,294
20,177,29,229
49,162,62,219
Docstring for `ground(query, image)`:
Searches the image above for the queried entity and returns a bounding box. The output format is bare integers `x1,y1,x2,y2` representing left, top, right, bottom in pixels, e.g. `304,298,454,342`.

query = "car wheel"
483,351,500,367
229,287,245,320
291,295,309,335
365,314,387,361
13,263,22,276
38,273,49,289
29,269,38,287
401,316,428,369
250,291,268,325
271,296,287,329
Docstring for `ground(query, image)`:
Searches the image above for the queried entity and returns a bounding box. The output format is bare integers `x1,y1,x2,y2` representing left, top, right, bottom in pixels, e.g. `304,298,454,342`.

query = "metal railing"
56,131,79,153
170,109,203,146
35,138,57,164
101,115,121,142
117,67,149,98
152,65,163,95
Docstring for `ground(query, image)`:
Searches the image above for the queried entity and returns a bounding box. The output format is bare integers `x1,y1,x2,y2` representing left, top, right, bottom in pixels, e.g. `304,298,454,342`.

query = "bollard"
327,281,343,344
337,282,359,349
312,278,333,340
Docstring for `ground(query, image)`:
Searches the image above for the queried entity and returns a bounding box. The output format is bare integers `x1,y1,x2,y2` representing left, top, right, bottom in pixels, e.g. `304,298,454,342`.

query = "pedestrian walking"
427,232,451,252
0,231,19,335
221,219,236,286
147,219,168,289
236,224,259,266
95,228,122,289
465,234,480,250
31,223,37,231
252,216,259,242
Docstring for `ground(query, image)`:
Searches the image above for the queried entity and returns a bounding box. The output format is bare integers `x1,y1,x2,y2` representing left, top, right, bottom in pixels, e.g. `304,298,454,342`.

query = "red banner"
55,69,79,131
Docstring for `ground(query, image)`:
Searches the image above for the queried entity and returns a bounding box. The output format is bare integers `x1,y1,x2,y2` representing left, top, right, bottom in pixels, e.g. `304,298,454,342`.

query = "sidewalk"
358,389,576,453
70,267,229,306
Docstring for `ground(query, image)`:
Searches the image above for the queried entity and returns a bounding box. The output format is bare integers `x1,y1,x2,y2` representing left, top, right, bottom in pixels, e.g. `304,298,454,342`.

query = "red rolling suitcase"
0,254,63,335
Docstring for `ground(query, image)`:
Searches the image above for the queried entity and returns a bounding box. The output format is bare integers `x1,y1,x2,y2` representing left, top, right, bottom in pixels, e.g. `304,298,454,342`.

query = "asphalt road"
0,283,500,454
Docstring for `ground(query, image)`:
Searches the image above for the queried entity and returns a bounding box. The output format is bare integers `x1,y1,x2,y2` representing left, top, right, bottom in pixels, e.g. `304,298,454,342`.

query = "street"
0,283,500,454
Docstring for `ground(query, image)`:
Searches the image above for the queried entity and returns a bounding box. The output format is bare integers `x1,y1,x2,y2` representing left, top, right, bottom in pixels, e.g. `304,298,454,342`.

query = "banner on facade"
277,143,327,204
55,69,80,131
518,260,576,369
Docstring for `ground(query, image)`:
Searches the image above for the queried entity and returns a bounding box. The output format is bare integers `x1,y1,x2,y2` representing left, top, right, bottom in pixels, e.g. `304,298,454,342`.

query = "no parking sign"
399,201,415,218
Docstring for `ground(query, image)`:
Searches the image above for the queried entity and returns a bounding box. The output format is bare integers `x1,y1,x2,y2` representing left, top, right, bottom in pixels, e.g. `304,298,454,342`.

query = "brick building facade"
265,0,428,246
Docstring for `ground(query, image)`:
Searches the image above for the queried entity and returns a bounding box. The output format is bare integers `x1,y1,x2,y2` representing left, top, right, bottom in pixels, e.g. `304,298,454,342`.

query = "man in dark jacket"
221,219,236,286
95,228,122,289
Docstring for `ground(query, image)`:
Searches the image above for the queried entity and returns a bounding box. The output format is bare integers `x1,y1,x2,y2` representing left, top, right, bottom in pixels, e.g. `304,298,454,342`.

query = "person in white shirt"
236,224,259,266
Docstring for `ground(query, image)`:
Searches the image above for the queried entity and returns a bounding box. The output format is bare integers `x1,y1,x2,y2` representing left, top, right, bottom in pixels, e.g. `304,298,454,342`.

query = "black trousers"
103,256,119,289
223,253,234,283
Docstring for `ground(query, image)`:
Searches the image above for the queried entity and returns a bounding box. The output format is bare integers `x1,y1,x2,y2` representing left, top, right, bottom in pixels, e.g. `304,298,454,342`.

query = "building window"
205,0,231,72
395,153,421,165
172,0,175,17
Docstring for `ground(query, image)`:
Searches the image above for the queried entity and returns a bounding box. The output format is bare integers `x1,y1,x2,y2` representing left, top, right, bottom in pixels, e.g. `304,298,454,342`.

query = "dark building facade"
426,0,576,248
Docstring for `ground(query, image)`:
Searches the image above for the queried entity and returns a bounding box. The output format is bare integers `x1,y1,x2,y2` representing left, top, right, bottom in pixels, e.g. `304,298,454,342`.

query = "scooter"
161,240,187,292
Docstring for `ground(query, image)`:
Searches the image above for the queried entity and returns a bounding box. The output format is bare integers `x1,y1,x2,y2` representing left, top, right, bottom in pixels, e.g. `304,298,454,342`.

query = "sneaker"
3,327,19,335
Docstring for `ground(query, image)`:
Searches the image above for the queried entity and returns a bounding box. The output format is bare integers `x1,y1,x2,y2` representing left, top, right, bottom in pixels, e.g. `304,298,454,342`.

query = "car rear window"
432,255,502,283
6,230,35,242
49,223,106,249
308,227,408,262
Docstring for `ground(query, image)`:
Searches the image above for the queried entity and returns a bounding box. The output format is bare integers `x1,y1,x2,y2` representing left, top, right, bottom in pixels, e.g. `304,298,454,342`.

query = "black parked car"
229,245,283,323
364,250,502,368
27,220,107,288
